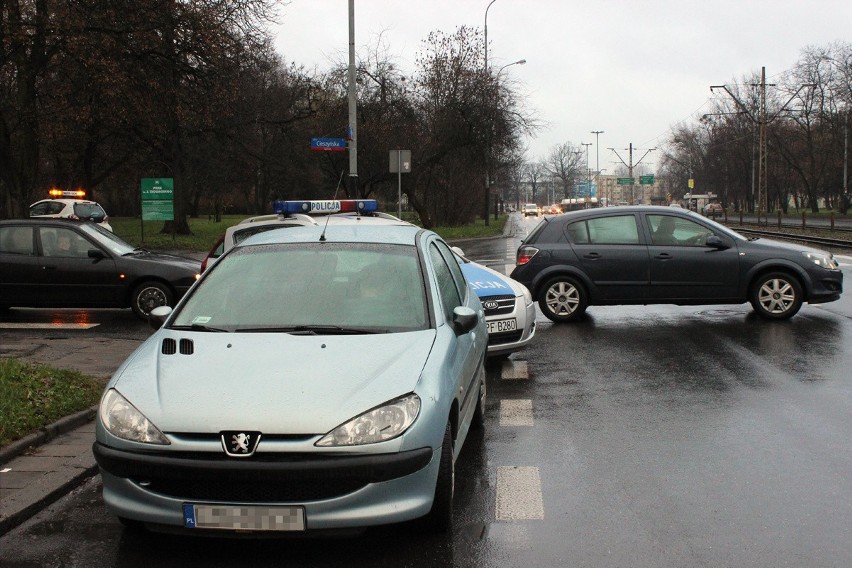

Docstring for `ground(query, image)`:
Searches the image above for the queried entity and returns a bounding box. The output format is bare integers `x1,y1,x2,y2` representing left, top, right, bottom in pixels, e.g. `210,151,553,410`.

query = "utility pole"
581,142,592,202
711,66,813,223
591,130,604,203
609,143,655,204
347,0,359,198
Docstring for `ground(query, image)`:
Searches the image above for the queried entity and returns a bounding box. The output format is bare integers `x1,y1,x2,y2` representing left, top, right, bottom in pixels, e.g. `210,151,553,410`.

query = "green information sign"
639,175,655,185
617,177,635,185
141,178,174,221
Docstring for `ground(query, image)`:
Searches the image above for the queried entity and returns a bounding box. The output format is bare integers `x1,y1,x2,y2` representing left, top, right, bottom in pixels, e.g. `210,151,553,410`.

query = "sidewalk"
0,334,144,535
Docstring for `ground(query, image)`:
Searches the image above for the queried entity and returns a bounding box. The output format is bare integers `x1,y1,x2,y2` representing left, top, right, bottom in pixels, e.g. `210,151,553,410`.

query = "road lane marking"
501,360,529,380
500,399,533,426
0,323,100,329
496,466,544,520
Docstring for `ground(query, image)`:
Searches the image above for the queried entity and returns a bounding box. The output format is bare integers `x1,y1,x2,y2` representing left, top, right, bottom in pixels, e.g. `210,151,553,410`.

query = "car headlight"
520,284,533,306
316,394,421,447
803,252,838,270
99,389,169,445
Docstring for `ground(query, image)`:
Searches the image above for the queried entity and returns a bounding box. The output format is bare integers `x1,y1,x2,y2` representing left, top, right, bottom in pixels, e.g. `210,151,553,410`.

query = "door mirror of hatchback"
148,305,173,330
451,306,478,335
705,235,730,250
88,249,107,260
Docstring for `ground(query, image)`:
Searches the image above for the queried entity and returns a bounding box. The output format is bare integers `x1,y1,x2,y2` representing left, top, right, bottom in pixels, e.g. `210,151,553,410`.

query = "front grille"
136,475,369,502
482,295,516,316
489,331,523,345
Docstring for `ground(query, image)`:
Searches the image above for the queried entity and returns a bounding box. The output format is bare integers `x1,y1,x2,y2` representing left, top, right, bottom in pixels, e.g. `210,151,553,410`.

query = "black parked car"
510,206,843,322
0,218,200,318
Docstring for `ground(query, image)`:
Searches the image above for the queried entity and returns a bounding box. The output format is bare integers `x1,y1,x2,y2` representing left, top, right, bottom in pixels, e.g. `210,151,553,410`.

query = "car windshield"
171,242,429,333
78,222,135,254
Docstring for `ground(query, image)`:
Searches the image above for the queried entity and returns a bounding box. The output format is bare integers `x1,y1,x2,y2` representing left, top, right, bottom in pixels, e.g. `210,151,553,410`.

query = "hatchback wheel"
539,276,587,322
750,272,803,320
421,421,454,532
131,281,173,320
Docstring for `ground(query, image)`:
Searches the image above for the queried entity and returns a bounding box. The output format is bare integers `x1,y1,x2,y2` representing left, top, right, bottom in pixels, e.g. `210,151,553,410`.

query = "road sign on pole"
311,138,347,152
390,150,412,218
639,175,655,185
617,177,635,185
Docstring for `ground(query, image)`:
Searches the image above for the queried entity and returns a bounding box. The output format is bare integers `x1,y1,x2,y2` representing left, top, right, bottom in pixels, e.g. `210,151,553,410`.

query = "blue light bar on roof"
272,199,378,215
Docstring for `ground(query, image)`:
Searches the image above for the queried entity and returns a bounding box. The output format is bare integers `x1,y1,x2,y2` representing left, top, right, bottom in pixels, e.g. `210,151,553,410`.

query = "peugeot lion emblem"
483,300,499,310
221,431,262,457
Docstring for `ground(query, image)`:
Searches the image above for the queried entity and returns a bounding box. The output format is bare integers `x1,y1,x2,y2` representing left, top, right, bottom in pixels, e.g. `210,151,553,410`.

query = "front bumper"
93,442,438,530
483,294,537,357
807,270,843,305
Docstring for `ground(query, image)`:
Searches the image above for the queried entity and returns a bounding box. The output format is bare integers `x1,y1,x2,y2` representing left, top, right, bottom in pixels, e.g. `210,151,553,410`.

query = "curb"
0,406,97,466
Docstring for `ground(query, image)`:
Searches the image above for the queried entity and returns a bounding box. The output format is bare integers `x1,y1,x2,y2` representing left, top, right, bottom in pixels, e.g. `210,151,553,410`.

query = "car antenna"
321,170,346,242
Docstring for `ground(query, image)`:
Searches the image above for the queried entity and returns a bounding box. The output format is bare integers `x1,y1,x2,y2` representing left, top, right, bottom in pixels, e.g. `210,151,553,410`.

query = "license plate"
183,503,306,531
487,318,517,334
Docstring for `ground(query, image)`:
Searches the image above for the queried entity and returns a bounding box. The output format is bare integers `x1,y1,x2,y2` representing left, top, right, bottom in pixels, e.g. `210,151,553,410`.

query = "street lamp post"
591,130,604,203
485,57,525,221
581,142,592,204
483,0,497,225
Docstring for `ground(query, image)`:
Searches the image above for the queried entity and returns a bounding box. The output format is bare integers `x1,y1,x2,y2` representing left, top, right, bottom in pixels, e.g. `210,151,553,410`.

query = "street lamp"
591,130,604,203
581,142,592,203
498,59,526,75
482,0,498,225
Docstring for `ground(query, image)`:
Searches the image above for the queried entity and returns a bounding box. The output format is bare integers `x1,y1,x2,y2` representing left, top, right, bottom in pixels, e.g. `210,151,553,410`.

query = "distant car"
0,218,200,318
93,221,487,534
703,202,724,218
510,206,843,321
29,196,112,232
453,247,536,358
523,204,538,217
201,200,407,271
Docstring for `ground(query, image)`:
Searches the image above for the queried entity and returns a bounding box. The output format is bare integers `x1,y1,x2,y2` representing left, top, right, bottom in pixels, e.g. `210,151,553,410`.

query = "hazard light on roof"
49,188,86,198
272,199,378,215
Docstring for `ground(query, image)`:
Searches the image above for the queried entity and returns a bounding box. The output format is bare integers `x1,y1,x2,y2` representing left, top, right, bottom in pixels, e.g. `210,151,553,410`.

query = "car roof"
239,222,426,247
0,217,93,227
30,198,102,206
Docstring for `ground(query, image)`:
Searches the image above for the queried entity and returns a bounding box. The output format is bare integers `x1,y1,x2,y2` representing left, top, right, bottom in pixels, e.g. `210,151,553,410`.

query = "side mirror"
705,235,730,250
148,306,173,330
87,249,106,260
451,246,466,257
451,306,478,335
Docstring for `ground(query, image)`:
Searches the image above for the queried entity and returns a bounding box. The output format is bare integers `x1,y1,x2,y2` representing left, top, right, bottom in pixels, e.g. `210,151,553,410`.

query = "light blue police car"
93,214,487,534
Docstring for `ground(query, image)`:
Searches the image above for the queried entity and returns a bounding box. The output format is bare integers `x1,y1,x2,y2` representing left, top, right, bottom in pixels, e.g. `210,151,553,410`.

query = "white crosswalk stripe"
500,399,534,426
495,466,545,520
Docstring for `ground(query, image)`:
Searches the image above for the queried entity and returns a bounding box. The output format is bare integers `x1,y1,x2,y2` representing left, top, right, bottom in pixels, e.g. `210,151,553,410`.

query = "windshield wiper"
236,325,386,335
169,324,230,332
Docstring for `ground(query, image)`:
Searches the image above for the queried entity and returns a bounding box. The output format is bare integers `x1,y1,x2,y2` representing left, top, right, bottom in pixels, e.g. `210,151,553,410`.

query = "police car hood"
460,261,520,298
111,330,436,434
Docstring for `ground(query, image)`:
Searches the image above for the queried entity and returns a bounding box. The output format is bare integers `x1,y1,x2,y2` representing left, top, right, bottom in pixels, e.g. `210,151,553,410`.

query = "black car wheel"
131,281,173,320
421,421,454,533
750,272,803,320
539,276,587,322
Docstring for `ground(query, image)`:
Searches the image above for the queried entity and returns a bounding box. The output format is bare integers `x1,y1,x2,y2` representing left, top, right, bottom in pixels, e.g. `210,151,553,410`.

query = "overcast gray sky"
273,0,851,167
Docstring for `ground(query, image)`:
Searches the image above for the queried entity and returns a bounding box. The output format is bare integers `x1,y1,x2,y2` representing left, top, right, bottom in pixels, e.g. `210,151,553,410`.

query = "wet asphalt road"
1,216,851,566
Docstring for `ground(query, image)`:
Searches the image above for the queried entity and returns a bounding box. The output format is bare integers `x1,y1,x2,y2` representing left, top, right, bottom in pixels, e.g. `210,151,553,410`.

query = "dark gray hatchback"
510,206,843,321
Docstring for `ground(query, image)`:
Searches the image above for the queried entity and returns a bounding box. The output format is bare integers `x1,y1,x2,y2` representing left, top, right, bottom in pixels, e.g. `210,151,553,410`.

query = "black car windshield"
79,222,135,255
171,242,429,333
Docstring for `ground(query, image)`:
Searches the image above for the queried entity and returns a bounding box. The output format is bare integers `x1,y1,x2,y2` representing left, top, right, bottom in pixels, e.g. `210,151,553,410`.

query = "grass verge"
0,358,103,447
110,213,509,252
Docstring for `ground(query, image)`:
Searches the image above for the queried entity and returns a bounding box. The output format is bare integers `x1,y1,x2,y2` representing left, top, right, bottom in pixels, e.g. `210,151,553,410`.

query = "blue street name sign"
311,138,347,152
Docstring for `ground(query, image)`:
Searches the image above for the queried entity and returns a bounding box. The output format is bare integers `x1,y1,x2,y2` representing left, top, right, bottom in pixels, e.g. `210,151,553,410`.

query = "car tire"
750,272,803,320
421,421,454,533
131,281,173,320
538,276,587,323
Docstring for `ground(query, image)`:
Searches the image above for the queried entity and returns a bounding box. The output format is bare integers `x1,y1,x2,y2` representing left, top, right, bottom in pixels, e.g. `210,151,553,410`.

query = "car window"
40,227,92,258
572,215,640,245
429,243,462,322
73,203,105,221
648,214,714,247
434,240,467,303
232,223,301,246
0,226,35,255
565,220,590,243
173,243,427,332
29,202,51,216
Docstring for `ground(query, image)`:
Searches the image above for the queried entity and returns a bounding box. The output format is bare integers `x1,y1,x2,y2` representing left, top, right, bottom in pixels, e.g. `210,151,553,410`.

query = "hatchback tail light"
517,246,539,265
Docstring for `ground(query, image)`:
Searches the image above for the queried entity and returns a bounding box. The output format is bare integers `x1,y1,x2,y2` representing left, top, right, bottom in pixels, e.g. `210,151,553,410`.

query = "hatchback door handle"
583,252,601,260
654,253,672,260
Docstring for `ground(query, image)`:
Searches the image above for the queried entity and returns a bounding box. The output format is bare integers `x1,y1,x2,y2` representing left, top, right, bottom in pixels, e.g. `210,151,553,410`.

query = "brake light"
517,246,539,265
